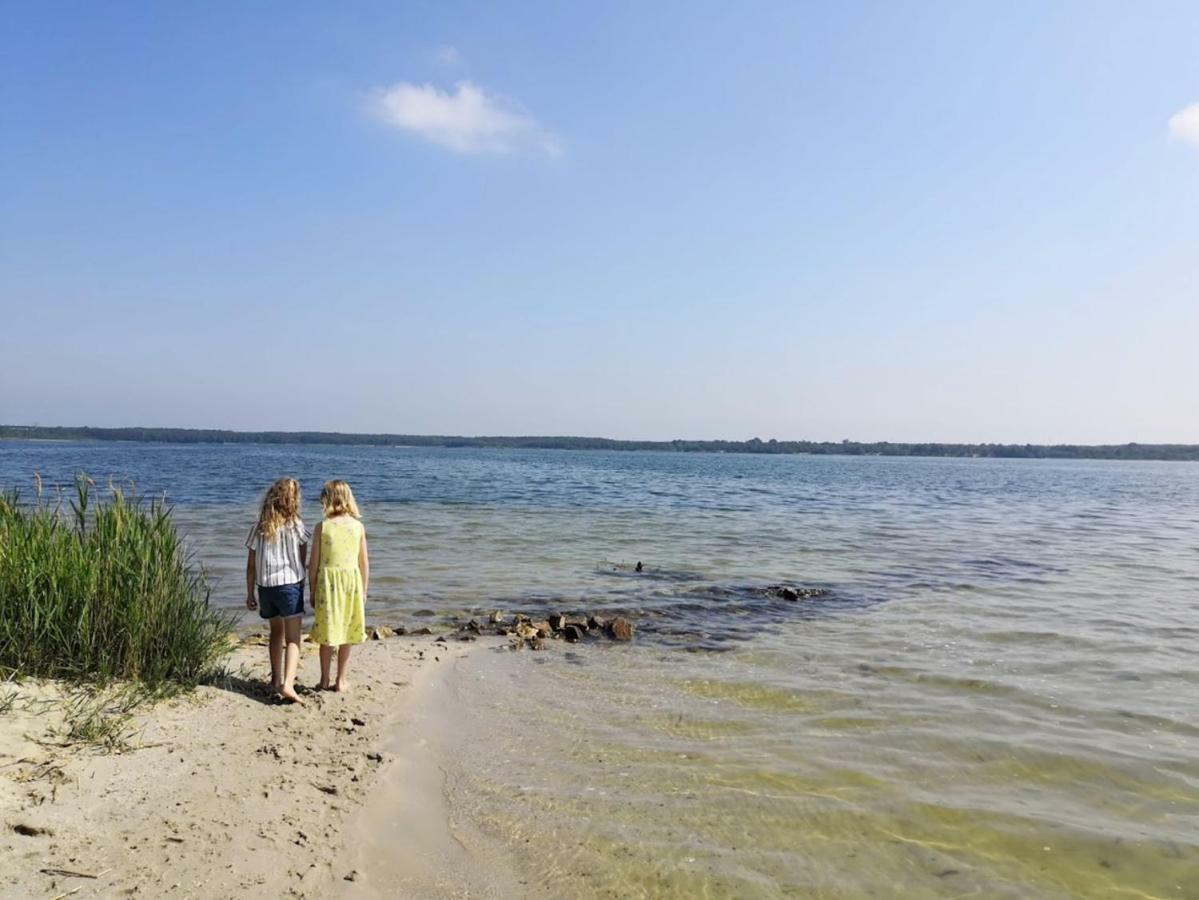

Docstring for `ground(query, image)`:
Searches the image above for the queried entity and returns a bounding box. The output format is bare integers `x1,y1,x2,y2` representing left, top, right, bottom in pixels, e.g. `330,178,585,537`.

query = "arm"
358,530,370,601
307,523,322,603
245,549,257,610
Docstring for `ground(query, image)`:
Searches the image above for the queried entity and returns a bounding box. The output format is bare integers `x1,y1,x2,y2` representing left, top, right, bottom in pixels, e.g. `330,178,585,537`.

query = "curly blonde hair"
319,480,360,518
256,478,302,539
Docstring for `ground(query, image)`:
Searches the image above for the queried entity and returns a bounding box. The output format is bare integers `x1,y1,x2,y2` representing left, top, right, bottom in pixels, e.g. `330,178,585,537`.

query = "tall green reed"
0,475,235,685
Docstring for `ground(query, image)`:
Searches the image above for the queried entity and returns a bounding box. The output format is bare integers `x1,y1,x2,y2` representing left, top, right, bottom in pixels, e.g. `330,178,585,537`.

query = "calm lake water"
2,441,1197,897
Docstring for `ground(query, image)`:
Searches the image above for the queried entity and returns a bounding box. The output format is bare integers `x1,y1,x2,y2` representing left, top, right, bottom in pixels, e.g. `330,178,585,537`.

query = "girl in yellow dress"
307,480,369,691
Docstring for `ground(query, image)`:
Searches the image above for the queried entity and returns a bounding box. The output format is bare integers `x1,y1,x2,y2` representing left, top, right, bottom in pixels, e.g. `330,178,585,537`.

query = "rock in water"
562,623,585,643
586,615,608,631
489,610,504,624
548,614,567,632
606,617,634,641
765,584,828,601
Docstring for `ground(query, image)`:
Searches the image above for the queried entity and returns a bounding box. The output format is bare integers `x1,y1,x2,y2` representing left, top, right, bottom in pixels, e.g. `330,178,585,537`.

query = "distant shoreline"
2,424,1197,461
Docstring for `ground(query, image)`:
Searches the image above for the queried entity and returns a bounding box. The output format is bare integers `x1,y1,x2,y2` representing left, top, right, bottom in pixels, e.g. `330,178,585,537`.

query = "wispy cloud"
368,80,559,156
434,45,462,66
1167,102,1199,148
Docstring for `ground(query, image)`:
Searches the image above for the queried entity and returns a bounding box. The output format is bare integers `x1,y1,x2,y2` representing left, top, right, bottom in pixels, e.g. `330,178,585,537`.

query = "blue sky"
2,1,1198,442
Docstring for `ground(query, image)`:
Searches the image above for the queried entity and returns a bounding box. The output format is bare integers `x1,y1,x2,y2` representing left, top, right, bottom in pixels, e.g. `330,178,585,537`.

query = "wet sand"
334,648,530,899
0,636,485,899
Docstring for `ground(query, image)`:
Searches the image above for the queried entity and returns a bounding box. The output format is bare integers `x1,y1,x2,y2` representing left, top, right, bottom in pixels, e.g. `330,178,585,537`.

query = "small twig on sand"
40,867,111,879
50,890,80,900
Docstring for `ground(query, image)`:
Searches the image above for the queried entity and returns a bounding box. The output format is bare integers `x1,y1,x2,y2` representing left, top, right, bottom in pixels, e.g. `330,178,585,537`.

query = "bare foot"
334,681,351,693
317,681,333,691
279,685,305,705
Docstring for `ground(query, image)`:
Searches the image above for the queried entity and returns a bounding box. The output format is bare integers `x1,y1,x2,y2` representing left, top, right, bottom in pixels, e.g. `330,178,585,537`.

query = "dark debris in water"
350,574,894,657
598,561,705,583
432,578,881,653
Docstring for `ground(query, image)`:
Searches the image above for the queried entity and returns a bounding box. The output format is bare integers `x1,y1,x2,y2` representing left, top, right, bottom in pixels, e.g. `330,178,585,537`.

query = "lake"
2,441,1197,897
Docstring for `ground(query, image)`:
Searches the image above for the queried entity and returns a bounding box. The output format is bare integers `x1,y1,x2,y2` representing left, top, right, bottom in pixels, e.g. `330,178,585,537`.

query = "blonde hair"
256,478,302,539
319,480,360,518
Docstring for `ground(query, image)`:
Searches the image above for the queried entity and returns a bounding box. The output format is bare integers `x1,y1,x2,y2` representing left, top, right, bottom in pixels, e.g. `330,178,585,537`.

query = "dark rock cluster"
763,585,827,601
455,611,635,651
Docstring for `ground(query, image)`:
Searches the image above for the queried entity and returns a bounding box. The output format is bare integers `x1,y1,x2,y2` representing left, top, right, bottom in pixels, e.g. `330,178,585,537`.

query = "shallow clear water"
3,441,1197,896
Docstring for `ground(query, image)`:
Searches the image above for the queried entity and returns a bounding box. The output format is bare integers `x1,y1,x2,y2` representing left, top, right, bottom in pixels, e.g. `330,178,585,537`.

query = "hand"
246,591,258,611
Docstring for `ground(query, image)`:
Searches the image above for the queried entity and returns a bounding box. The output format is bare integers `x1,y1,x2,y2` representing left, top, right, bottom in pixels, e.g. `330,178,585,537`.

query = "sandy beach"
0,634,492,899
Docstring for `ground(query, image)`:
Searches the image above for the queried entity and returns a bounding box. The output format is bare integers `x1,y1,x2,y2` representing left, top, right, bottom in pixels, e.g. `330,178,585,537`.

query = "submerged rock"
606,617,635,641
765,585,827,601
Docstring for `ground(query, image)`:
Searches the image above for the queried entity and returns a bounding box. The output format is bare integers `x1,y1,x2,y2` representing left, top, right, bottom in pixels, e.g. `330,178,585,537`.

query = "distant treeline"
3,425,1197,461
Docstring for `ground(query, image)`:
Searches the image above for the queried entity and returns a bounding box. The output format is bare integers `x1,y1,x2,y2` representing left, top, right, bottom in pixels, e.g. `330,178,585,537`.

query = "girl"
308,479,369,691
245,477,309,704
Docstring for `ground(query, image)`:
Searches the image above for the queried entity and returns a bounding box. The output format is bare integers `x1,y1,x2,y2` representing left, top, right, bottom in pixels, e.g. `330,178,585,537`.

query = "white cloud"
1167,102,1199,148
368,80,559,156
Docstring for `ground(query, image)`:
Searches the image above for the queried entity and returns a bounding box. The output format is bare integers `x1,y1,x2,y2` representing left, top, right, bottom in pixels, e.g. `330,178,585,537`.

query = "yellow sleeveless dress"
311,517,365,646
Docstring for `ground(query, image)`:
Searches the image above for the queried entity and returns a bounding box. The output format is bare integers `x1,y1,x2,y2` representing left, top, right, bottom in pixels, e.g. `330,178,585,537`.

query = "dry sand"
0,634,496,899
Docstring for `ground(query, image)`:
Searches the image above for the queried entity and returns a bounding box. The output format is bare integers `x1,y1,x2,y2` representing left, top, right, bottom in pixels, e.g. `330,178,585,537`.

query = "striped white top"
245,519,310,587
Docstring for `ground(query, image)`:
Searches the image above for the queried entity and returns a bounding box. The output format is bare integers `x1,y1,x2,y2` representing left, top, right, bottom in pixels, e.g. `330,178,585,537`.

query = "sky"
2,1,1198,444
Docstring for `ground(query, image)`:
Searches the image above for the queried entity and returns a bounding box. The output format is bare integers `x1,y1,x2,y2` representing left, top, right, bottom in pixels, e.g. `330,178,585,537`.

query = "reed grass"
0,475,235,685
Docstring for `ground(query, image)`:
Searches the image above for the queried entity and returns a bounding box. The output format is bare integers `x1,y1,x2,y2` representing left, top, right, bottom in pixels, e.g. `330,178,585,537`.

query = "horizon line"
2,424,1196,451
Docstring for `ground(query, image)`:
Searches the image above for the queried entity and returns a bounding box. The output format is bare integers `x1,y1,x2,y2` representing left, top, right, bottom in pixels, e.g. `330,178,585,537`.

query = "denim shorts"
258,581,304,619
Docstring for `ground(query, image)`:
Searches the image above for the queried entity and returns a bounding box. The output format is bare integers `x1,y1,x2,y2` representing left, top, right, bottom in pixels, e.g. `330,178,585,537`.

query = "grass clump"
57,685,144,753
0,475,235,685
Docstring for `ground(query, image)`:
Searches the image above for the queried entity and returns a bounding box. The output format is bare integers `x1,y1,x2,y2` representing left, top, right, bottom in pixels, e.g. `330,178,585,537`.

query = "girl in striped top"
245,477,310,704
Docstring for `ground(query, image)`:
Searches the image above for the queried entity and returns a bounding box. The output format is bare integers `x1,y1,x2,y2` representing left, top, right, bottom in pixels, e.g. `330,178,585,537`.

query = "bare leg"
318,645,333,690
268,617,284,693
279,616,304,704
335,644,352,692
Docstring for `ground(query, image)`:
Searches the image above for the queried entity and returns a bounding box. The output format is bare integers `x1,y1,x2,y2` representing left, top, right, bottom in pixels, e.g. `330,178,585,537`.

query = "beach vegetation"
57,684,144,753
0,475,235,686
